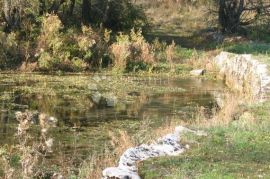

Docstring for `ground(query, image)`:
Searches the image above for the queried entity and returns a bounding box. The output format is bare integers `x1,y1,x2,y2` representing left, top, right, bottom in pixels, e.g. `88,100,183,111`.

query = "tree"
90,0,148,31
3,0,22,31
217,0,270,33
82,0,92,24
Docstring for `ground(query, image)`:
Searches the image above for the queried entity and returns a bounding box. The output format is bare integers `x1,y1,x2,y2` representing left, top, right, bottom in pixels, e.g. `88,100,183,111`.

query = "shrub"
37,14,88,71
90,0,149,32
76,26,97,54
165,41,176,64
37,14,63,70
109,29,156,73
130,29,155,65
109,33,131,73
71,57,88,72
0,31,20,69
76,26,111,68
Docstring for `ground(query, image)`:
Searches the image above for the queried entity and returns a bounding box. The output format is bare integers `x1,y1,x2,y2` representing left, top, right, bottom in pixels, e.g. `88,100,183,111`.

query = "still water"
0,74,225,172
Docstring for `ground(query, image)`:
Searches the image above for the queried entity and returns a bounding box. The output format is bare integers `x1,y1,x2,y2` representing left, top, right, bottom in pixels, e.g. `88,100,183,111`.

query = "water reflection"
0,74,225,170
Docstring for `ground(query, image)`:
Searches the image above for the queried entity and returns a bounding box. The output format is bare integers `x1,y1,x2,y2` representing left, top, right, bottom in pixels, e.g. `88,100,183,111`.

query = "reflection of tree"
127,93,148,117
0,109,8,134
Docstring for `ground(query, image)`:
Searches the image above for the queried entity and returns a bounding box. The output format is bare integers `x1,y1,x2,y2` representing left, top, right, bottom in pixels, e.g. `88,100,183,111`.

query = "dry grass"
165,41,177,70
109,33,130,72
76,92,245,179
109,29,156,73
194,93,244,128
78,130,134,179
135,0,211,37
187,50,220,71
0,111,58,179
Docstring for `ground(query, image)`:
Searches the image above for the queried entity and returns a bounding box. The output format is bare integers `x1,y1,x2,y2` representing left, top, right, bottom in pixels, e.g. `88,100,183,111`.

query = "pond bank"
104,51,270,179
103,126,207,179
139,52,270,178
0,73,224,178
215,52,270,101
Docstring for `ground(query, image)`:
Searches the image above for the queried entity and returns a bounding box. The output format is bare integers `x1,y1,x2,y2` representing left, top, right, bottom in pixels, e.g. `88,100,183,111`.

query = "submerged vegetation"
0,0,270,178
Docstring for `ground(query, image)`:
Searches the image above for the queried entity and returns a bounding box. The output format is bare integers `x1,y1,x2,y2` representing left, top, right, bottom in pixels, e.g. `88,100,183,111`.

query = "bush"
0,31,20,69
109,29,155,73
165,41,176,64
37,14,88,71
90,0,149,32
109,33,131,73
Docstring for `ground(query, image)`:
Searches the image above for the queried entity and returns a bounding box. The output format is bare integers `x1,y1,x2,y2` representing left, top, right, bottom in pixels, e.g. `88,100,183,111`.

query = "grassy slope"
138,1,270,179
140,101,270,179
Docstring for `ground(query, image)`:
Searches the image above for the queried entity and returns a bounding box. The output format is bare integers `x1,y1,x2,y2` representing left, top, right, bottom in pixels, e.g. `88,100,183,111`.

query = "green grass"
224,42,270,56
175,46,198,61
138,4,270,178
220,41,270,70
139,101,270,179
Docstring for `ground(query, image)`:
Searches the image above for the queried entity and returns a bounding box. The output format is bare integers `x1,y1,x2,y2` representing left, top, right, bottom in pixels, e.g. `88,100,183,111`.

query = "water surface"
0,74,225,171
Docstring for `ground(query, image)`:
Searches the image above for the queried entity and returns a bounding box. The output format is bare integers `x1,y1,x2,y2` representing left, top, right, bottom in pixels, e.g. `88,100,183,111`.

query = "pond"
0,73,225,175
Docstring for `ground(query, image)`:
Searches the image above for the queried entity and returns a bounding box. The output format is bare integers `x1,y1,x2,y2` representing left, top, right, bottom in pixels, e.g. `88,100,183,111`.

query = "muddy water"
0,74,225,172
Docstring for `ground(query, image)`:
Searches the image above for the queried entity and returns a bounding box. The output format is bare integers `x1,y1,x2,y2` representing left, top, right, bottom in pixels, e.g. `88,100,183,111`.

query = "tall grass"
0,111,58,178
109,28,156,73
78,130,134,179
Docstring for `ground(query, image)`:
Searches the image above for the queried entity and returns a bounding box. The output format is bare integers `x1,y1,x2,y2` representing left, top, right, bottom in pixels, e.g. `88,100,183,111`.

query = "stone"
215,52,270,101
102,126,206,179
190,69,206,76
91,92,102,104
105,94,118,107
102,168,140,179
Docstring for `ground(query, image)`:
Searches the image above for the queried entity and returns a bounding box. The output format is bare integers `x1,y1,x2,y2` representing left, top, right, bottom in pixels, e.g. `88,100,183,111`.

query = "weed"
110,29,156,73
0,111,58,178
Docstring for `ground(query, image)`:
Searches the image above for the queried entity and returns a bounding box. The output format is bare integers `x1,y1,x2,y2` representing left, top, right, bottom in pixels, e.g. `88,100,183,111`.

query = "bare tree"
218,0,270,33
3,0,22,31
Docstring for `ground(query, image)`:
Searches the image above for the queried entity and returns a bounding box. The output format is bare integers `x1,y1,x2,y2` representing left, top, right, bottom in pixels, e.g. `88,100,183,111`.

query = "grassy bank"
139,100,270,178
138,5,270,176
139,41,270,178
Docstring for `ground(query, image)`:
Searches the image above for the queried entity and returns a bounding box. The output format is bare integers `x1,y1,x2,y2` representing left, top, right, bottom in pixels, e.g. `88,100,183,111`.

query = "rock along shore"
103,51,270,179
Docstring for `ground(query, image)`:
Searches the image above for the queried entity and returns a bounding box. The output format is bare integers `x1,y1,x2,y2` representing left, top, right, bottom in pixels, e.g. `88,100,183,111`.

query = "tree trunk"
49,0,66,14
82,0,92,24
218,0,244,33
102,0,111,25
67,0,76,16
3,0,21,31
39,0,46,15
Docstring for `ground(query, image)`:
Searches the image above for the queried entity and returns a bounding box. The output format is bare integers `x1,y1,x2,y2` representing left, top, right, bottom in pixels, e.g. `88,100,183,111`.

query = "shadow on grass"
224,43,270,55
147,27,270,55
146,29,221,50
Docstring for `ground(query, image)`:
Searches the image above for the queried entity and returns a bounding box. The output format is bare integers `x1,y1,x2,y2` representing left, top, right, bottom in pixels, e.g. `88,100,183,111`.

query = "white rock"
102,126,206,179
102,167,140,179
215,52,270,101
